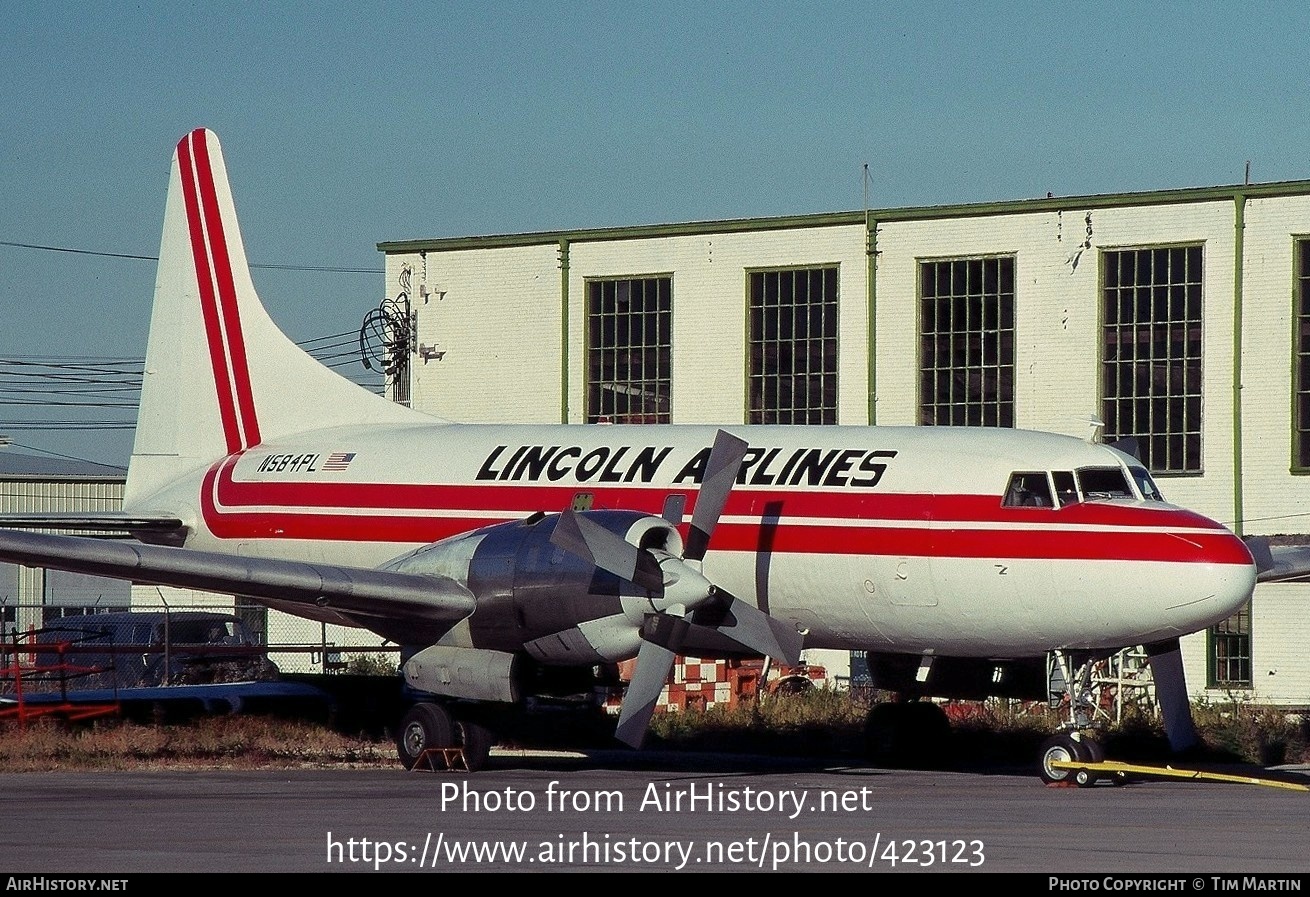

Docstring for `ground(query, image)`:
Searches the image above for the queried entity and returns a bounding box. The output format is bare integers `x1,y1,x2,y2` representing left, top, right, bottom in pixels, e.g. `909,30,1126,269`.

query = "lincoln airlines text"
474,445,899,487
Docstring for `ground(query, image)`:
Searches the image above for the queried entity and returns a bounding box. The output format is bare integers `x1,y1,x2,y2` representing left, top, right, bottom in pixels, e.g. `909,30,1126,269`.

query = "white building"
379,178,1310,707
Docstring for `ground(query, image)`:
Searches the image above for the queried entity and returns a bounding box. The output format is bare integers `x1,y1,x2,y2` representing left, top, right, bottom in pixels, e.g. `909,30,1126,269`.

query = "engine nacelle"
403,644,519,703
382,510,682,662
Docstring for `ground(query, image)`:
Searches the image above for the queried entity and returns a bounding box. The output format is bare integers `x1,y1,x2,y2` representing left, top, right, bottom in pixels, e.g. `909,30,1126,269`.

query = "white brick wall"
389,245,563,424
1234,195,1310,538
1182,581,1310,705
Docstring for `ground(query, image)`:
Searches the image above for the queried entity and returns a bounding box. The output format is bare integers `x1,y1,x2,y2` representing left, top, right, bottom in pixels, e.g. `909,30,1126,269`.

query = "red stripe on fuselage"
197,458,1250,565
205,459,1226,530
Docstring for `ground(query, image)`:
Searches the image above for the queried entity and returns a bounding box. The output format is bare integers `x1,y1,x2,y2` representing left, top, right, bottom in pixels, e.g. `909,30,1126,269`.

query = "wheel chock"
412,747,470,773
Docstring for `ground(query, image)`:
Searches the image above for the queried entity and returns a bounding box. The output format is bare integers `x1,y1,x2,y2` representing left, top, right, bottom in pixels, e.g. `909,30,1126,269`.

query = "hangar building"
378,178,1310,707
0,451,128,630
0,450,382,674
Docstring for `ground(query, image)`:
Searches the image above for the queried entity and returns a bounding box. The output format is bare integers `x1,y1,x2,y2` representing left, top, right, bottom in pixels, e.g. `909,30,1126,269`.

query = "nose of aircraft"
1160,519,1256,633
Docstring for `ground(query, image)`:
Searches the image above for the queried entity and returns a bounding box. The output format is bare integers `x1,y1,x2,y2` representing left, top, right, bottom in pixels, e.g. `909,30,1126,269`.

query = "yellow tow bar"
1049,759,1310,791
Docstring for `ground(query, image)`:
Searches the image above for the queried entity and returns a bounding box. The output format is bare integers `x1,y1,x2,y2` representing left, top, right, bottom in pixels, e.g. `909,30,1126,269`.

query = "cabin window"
747,266,839,424
1051,471,1078,506
1101,245,1203,474
1208,601,1252,688
1002,472,1054,507
586,275,672,423
1076,466,1132,500
1129,466,1164,501
918,255,1015,427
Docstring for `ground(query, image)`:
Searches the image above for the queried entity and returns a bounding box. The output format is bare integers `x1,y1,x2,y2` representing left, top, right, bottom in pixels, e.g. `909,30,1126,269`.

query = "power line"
0,240,383,274
8,441,128,470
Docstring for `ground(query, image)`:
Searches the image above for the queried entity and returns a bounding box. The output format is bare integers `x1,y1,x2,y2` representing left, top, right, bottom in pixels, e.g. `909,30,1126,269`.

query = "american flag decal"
323,452,356,471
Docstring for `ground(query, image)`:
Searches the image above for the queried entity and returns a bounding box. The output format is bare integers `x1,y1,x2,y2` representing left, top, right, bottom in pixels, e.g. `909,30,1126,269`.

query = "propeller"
1144,638,1200,752
550,429,804,748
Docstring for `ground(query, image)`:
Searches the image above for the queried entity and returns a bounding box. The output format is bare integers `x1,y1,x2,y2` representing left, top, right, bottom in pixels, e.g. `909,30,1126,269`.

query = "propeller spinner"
549,429,804,748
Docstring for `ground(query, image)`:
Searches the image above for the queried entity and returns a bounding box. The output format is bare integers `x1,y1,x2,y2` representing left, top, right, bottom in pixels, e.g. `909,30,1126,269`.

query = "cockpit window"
1002,472,1054,508
1051,471,1078,506
1076,467,1133,500
1129,466,1165,502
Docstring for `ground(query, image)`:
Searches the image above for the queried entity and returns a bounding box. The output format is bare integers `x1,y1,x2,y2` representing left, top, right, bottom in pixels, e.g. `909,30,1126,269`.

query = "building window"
586,276,671,423
1101,245,1203,474
747,266,839,424
1208,601,1252,688
1294,239,1310,468
919,256,1015,427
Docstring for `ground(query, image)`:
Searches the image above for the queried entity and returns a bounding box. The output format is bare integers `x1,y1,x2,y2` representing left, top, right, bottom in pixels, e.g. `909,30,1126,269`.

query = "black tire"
1074,734,1104,786
455,718,496,773
1038,733,1090,785
865,702,906,765
865,701,951,769
396,702,454,770
1080,735,1105,764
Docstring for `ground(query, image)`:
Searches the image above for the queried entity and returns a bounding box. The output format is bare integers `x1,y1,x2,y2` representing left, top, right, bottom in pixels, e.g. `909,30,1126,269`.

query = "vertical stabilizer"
125,128,425,507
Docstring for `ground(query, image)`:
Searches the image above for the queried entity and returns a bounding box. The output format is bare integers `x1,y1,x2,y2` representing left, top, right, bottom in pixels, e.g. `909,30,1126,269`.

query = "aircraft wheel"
1073,734,1104,786
455,718,495,773
865,703,909,766
1038,733,1090,785
396,702,453,770
865,701,950,769
1079,734,1105,764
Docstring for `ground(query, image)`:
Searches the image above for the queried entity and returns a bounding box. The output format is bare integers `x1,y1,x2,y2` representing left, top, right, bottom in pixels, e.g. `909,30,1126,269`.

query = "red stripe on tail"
177,131,242,454
190,131,261,448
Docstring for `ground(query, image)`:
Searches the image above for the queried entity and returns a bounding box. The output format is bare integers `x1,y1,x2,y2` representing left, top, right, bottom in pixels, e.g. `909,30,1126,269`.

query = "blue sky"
4,2,1310,466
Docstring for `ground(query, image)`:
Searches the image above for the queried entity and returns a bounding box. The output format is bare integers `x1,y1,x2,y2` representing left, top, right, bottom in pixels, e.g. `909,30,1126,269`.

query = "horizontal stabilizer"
1246,536,1310,583
0,529,475,635
0,513,186,535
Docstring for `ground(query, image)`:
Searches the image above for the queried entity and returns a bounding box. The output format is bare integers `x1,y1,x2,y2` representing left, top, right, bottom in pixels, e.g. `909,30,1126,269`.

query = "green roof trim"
378,179,1310,254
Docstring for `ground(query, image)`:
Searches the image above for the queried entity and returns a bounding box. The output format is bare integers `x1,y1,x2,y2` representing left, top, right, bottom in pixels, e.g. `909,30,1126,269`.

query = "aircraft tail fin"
125,128,424,507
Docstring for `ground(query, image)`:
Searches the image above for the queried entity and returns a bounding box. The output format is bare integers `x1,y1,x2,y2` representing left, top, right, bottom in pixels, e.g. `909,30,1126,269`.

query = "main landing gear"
863,699,951,769
396,701,495,772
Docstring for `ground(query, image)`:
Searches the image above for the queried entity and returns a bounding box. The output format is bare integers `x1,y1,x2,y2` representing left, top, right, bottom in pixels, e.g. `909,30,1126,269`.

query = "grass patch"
2,691,1306,770
647,687,867,756
0,716,395,771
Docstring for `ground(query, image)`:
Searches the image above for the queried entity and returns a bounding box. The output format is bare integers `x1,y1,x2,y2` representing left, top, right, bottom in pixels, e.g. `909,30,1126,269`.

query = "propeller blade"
711,595,804,666
1244,535,1275,576
550,511,665,594
614,636,677,748
685,429,749,562
639,605,801,663
1145,638,1200,752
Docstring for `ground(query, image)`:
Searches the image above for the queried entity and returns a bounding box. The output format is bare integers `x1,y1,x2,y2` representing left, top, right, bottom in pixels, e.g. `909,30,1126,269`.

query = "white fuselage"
137,421,1256,658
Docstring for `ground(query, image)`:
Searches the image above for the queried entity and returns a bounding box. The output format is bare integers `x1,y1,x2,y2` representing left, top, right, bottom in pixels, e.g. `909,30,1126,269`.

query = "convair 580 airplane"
0,130,1281,779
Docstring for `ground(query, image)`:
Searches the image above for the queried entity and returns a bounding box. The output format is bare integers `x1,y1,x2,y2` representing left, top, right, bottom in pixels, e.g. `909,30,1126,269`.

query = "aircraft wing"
1246,536,1310,583
0,528,475,642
